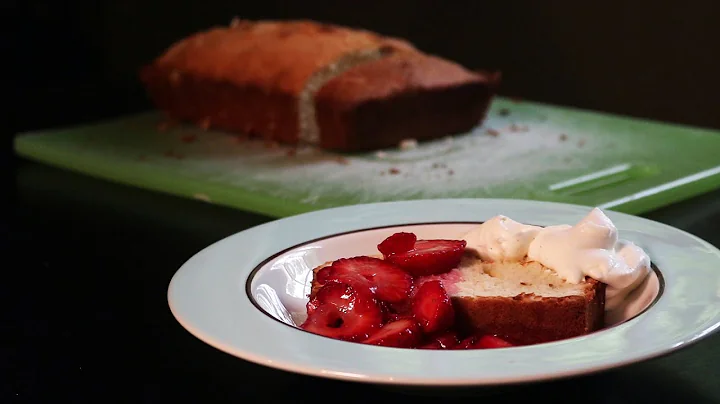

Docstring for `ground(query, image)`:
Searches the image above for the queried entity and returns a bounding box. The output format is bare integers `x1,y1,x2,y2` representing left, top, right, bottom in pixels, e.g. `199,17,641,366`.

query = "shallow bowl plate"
168,199,720,386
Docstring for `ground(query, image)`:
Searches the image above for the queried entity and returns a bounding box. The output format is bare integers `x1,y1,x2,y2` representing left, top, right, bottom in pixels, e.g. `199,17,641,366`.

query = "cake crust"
315,52,499,151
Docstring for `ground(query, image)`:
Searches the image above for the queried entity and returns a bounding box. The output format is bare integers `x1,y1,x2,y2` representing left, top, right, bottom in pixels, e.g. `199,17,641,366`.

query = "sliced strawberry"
419,330,460,349
315,266,332,284
324,256,413,303
454,334,515,349
455,335,481,350
385,239,467,276
300,283,383,341
362,318,422,348
377,232,417,256
323,269,376,295
411,280,454,334
378,301,407,323
306,298,320,316
476,335,514,349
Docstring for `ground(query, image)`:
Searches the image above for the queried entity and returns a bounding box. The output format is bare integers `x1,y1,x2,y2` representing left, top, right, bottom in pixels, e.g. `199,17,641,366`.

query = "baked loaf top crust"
316,52,499,107
151,19,416,94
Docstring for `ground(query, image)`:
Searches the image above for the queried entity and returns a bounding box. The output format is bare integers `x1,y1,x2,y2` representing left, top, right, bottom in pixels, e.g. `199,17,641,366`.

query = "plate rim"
168,198,720,386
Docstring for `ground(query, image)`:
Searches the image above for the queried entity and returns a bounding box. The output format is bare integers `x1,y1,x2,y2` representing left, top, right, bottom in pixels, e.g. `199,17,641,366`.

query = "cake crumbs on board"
181,134,198,143
399,138,418,150
193,193,212,203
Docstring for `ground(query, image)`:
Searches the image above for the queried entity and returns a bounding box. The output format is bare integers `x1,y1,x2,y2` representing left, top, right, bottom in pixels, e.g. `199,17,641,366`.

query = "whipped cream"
463,215,541,262
462,208,652,310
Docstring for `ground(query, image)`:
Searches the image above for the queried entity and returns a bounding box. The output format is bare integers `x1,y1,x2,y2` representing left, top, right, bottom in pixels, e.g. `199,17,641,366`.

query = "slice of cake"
442,254,605,345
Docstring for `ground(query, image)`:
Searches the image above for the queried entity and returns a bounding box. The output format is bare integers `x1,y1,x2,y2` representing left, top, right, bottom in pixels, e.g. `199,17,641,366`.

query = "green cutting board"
14,97,720,218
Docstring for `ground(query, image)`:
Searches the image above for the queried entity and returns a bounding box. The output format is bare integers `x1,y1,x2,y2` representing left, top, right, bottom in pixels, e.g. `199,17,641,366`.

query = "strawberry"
455,335,481,350
301,283,383,341
377,232,417,256
455,334,514,349
378,301,411,323
385,239,467,276
324,257,413,303
362,318,422,348
419,330,460,349
315,266,332,284
476,335,514,349
411,280,455,334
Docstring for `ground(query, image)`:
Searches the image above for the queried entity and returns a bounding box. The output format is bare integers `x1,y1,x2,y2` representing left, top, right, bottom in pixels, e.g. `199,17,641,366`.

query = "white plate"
168,199,720,386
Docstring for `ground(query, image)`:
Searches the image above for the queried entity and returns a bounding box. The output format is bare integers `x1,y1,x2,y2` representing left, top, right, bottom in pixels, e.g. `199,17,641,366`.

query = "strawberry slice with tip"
301,283,383,341
378,232,417,256
362,318,422,348
385,239,467,276
411,280,455,334
455,334,515,349
420,330,460,349
324,257,413,303
476,335,514,349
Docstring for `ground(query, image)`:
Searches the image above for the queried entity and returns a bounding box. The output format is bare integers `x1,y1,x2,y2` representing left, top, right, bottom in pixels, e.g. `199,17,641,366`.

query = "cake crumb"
163,150,184,160
198,118,211,131
181,134,198,143
448,169,455,175
578,139,586,147
157,121,173,132
389,167,401,175
193,193,212,203
509,123,529,132
486,129,500,137
375,151,388,159
335,156,349,165
399,138,418,150
264,140,279,149
559,133,568,142
498,108,511,116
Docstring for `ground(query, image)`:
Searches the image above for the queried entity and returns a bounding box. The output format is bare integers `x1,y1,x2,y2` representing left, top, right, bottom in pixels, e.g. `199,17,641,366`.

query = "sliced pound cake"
446,254,605,345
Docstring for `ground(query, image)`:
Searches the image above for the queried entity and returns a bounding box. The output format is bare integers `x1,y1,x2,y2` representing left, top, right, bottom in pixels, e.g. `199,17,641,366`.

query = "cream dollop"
462,208,652,310
463,215,541,262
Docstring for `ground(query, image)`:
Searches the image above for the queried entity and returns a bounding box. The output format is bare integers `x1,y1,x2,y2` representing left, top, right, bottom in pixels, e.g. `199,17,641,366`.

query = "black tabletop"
7,158,720,403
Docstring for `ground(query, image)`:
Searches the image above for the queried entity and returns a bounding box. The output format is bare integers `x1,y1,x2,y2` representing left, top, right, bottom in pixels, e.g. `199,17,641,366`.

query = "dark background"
5,1,720,402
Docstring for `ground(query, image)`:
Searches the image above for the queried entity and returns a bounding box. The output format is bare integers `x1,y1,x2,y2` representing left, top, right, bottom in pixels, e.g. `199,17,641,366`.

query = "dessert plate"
167,199,720,386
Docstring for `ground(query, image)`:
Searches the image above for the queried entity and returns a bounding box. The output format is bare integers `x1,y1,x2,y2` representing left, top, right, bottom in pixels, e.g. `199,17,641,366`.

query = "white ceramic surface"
168,199,720,386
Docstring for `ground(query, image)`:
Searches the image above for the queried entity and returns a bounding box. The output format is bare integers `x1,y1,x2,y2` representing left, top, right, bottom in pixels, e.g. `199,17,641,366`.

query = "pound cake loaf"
140,19,499,152
309,253,605,345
